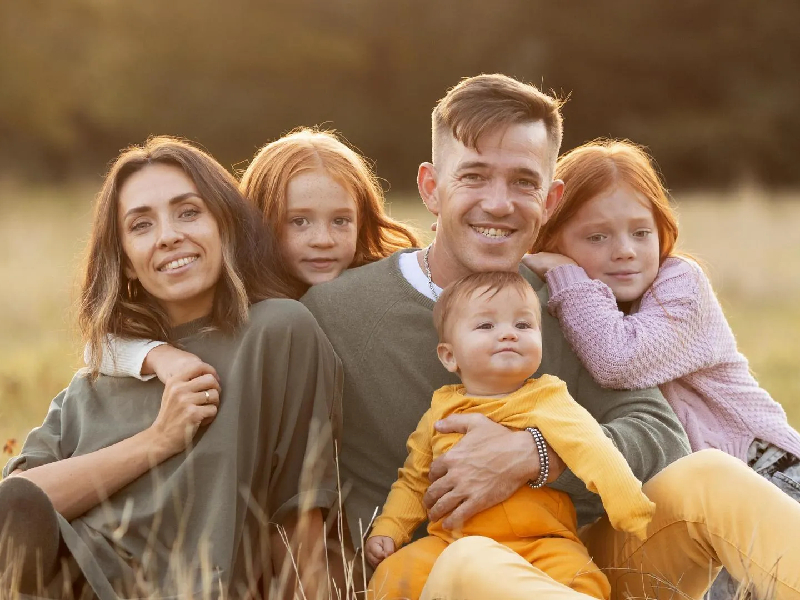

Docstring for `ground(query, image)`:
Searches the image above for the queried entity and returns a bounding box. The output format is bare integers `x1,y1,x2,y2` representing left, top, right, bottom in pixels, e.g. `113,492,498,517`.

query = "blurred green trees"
1,0,798,188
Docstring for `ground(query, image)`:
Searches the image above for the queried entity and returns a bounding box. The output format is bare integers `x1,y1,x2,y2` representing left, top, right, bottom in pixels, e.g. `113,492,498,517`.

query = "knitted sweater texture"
301,249,689,543
547,257,800,461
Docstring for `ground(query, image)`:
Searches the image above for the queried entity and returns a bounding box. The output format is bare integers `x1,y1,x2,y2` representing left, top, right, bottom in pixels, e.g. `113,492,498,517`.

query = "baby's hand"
365,536,395,567
144,345,219,386
521,252,577,279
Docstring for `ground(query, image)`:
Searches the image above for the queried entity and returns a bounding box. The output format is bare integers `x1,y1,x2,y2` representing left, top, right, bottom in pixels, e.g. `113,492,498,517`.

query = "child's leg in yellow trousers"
368,535,448,600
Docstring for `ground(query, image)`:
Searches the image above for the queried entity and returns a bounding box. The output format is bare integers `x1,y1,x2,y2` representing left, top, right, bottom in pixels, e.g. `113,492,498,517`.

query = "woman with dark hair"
0,137,341,599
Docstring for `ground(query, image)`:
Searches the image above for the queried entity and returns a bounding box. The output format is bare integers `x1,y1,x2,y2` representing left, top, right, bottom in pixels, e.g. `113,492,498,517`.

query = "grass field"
1,182,799,457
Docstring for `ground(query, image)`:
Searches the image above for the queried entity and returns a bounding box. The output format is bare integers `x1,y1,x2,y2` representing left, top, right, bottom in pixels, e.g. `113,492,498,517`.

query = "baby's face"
441,285,542,395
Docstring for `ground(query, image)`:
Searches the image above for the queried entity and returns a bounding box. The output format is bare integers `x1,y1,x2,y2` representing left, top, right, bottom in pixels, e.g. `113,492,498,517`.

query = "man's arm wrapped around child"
369,409,436,548
526,375,656,540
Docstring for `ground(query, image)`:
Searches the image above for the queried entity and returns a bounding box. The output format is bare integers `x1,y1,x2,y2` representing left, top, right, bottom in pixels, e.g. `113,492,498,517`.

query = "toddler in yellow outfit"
365,271,655,600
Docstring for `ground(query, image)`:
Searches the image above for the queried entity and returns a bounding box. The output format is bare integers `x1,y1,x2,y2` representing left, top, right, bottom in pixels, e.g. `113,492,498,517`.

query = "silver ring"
204,390,210,403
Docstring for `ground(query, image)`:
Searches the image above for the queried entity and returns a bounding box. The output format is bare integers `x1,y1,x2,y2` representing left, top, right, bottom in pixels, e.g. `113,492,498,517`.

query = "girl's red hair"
240,128,420,296
534,139,679,263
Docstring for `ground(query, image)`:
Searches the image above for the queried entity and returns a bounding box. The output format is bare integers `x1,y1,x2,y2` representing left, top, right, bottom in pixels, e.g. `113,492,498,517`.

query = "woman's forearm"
10,427,172,521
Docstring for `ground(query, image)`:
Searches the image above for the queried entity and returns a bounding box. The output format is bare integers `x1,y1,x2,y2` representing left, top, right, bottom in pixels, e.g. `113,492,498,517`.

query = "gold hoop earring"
126,279,140,300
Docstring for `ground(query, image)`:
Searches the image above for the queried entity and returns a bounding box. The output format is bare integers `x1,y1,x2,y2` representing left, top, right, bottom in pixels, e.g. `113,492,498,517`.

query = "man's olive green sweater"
302,250,689,545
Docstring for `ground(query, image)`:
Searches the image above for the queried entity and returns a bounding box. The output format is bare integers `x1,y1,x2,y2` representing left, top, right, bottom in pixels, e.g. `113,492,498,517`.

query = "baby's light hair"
433,271,540,343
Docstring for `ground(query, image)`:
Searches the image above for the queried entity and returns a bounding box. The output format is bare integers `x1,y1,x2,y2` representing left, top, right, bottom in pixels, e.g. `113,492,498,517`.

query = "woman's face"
281,169,358,287
557,184,660,309
118,163,223,326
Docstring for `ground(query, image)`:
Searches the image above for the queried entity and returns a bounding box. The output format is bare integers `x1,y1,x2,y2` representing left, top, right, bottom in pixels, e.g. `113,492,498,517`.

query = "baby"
364,271,655,600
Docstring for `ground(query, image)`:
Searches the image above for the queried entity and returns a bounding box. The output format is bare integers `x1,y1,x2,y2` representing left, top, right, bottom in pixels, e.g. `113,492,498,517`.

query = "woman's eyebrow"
123,193,200,220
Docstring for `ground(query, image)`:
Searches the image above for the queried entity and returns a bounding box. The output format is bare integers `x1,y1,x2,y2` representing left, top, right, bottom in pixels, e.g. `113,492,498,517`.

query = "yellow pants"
368,485,610,599
418,450,800,600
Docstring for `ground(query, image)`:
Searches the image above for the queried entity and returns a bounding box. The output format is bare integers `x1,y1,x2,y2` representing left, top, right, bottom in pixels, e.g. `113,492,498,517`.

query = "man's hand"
521,252,577,279
424,414,566,530
365,536,395,568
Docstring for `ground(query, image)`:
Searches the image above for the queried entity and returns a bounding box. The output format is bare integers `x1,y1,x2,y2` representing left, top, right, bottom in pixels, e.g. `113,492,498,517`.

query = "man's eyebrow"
123,193,200,220
455,161,491,171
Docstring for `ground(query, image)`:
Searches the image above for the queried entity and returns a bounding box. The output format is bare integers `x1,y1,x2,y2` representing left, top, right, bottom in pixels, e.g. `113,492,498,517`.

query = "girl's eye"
333,217,352,226
633,229,652,238
587,234,606,243
476,322,493,330
515,321,533,330
291,217,309,226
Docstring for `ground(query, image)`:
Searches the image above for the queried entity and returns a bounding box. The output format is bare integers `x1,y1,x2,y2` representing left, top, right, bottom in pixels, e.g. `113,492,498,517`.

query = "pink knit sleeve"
546,258,717,390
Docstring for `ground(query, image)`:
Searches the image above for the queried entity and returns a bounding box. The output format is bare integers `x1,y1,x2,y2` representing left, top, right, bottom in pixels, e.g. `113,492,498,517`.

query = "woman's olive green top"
4,299,343,599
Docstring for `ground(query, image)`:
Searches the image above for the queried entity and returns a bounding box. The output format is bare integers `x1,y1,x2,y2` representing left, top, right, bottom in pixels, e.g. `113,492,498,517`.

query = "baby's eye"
476,322,493,330
515,321,533,330
290,217,309,226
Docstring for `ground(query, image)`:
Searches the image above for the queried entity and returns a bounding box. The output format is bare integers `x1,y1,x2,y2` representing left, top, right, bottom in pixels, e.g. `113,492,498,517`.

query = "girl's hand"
143,344,219,386
522,252,577,279
365,536,395,567
149,363,222,459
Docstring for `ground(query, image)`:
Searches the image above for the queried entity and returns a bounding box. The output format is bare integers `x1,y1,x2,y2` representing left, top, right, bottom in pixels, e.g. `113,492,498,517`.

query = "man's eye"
462,173,483,182
476,322,493,330
516,179,535,188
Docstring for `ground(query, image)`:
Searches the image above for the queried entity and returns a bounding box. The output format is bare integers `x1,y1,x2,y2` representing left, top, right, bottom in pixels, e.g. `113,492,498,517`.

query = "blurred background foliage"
2,0,800,189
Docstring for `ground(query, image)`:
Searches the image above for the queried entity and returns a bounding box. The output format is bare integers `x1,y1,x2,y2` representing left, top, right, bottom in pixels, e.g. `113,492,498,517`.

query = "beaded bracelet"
525,427,549,489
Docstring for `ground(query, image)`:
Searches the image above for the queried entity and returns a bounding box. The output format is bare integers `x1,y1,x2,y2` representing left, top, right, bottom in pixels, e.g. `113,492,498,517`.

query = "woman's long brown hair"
80,136,292,377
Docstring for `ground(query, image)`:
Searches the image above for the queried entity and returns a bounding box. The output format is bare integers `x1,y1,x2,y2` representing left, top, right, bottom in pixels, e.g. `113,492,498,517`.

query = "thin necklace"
423,245,439,301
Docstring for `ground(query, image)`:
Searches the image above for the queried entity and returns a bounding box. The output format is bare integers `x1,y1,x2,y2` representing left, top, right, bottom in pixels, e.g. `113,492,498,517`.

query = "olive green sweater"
4,299,342,599
302,250,689,546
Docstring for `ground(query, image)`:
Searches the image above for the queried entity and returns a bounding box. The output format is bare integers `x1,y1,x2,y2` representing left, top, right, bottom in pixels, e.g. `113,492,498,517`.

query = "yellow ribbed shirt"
370,375,655,546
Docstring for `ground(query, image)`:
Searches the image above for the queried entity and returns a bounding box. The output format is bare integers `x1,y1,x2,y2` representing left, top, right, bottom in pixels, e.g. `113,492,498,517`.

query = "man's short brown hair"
432,74,564,170
433,271,541,343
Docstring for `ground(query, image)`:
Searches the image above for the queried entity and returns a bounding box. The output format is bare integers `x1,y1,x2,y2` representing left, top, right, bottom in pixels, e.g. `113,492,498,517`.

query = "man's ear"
418,162,440,217
436,342,458,373
543,179,564,223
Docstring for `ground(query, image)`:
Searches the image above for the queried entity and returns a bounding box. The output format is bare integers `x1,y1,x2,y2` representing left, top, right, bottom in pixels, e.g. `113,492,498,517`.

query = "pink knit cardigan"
546,257,800,461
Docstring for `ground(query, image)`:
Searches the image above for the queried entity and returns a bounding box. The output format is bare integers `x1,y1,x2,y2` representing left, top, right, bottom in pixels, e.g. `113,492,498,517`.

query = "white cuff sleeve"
85,336,167,381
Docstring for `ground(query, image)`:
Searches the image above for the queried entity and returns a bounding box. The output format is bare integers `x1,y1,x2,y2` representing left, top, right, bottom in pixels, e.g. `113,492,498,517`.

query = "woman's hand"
143,344,219,386
365,536,396,567
149,363,221,459
521,252,577,279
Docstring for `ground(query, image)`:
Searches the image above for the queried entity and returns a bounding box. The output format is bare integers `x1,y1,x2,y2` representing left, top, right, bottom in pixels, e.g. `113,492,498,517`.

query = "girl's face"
557,184,660,308
118,163,223,326
282,169,358,286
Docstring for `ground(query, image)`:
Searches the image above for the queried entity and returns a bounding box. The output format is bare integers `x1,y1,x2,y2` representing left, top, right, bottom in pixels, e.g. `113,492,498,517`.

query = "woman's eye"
180,208,199,218
476,322,493,330
130,220,150,232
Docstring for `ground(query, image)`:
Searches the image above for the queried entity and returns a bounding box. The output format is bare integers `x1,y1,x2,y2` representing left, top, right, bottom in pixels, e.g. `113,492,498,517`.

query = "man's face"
421,122,561,283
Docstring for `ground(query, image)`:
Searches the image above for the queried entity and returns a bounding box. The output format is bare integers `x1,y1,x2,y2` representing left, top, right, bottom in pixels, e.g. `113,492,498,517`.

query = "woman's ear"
436,342,458,373
418,162,440,217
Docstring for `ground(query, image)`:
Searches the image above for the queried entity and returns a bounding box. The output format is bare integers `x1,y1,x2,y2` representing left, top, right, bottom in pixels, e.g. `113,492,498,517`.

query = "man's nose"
480,181,513,217
309,224,335,248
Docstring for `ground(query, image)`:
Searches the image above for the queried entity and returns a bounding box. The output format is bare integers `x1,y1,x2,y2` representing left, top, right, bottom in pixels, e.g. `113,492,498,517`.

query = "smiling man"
302,75,800,600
